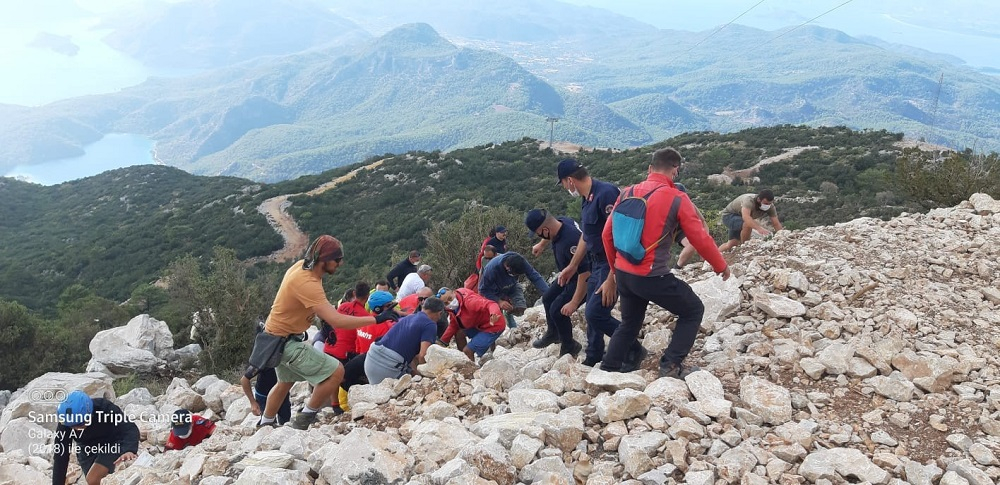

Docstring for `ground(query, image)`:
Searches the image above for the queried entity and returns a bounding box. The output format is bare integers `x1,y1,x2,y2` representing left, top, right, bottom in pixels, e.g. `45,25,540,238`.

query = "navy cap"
525,209,547,233
495,225,507,234
556,159,583,184
171,409,192,437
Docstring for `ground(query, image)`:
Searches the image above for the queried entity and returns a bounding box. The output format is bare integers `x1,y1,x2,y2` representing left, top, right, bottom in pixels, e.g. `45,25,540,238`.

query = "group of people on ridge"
49,147,783,484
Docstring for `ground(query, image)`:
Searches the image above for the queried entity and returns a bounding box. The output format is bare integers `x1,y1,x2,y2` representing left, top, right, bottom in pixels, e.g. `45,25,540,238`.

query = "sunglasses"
417,296,427,302
332,257,343,264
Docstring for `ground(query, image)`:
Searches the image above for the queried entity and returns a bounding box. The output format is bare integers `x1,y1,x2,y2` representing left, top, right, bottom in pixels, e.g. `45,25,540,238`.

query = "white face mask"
568,189,580,198
447,300,459,311
759,203,772,211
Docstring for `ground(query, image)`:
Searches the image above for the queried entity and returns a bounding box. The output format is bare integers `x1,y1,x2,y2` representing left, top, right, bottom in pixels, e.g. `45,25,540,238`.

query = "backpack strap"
643,194,683,254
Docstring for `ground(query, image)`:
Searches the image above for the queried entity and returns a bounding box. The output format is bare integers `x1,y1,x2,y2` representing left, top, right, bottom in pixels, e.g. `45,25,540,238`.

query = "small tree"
896,149,1000,207
166,248,279,374
423,204,556,290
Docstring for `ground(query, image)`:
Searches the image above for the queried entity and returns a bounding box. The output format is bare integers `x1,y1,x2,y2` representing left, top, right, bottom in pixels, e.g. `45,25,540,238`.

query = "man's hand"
560,301,580,316
596,277,617,308
719,267,732,281
115,452,137,465
249,401,262,416
531,241,546,257
556,265,577,286
498,300,514,312
489,313,501,325
754,225,771,236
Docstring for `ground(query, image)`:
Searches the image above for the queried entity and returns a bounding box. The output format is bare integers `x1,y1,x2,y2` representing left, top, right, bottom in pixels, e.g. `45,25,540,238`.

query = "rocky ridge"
0,194,998,484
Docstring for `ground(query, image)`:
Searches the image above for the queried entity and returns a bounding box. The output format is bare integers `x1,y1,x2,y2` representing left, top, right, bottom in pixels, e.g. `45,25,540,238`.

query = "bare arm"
531,238,550,257
557,234,587,286
561,271,590,316
314,302,376,329
770,215,783,232
742,207,770,235
240,376,260,416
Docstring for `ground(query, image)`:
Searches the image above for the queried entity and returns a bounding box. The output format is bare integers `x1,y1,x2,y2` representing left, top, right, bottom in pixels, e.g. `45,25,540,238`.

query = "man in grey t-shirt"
719,189,783,251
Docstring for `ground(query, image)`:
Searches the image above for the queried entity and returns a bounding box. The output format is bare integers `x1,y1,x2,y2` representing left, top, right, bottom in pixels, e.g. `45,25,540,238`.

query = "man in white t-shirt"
398,264,433,299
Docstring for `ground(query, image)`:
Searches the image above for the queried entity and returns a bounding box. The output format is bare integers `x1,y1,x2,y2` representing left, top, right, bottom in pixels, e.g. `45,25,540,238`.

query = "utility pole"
546,117,559,150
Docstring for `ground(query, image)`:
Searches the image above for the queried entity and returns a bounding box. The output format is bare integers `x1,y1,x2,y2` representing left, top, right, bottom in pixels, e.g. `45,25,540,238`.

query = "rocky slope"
1,194,999,484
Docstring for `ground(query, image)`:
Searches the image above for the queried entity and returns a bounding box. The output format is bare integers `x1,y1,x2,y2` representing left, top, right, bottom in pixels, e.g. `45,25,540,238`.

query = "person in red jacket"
327,281,372,362
600,147,731,380
165,409,215,450
438,287,505,360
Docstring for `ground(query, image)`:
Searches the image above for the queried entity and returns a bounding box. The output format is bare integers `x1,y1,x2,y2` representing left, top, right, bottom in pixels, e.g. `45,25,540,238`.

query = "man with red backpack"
600,148,731,379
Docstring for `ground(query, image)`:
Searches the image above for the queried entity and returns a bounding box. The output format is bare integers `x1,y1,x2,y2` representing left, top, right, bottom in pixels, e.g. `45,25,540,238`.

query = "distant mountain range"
1,0,999,181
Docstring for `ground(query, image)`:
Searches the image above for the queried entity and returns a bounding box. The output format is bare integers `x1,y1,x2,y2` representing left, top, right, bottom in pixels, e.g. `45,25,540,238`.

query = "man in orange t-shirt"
260,235,397,430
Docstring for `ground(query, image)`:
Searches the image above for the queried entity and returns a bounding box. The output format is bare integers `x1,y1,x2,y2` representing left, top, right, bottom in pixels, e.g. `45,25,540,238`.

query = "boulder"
690,276,742,326
751,290,806,318
233,466,310,485
585,368,647,392
508,388,561,414
418,345,478,377
308,428,414,484
618,432,668,478
0,372,114,431
0,418,50,458
594,389,651,423
407,420,480,464
459,441,517,485
798,447,890,484
739,376,792,425
88,314,174,375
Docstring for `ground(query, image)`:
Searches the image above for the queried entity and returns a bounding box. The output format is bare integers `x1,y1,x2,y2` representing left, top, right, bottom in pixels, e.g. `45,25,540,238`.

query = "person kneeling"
364,297,444,385
438,288,505,361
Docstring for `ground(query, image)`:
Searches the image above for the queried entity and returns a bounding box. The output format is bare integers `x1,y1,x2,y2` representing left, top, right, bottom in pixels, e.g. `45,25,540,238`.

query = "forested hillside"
4,125,997,388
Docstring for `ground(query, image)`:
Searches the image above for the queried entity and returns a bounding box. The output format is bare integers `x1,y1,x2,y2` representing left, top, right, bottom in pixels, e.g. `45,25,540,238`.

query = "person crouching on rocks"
364,297,445,385
164,409,215,450
51,390,139,485
437,288,505,362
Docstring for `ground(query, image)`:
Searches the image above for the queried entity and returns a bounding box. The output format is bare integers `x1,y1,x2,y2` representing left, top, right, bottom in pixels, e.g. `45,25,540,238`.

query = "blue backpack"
611,185,681,265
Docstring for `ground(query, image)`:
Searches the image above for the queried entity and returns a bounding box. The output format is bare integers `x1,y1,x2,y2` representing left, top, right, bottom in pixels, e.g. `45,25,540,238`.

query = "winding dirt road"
250,159,385,264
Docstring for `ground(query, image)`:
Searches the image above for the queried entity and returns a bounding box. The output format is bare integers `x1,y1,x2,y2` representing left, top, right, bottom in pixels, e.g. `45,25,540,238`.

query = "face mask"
759,203,772,211
447,300,459,311
538,228,551,240
568,189,580,198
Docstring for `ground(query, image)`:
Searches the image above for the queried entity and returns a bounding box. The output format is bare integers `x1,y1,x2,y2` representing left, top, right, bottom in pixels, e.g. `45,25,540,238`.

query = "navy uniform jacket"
479,252,549,302
551,216,591,278
580,179,620,262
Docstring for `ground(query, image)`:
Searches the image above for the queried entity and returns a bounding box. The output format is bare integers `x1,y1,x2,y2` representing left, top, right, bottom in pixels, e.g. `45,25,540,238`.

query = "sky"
561,0,1000,70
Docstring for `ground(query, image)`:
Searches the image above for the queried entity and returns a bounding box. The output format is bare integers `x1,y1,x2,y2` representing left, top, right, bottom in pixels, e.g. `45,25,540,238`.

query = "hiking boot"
330,405,344,416
581,356,600,367
560,340,583,358
532,332,559,349
659,362,700,380
621,345,649,373
289,411,319,430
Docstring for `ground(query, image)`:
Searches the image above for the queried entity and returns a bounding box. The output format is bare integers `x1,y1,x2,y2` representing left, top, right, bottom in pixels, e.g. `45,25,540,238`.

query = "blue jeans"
464,328,503,356
585,258,621,361
542,277,577,347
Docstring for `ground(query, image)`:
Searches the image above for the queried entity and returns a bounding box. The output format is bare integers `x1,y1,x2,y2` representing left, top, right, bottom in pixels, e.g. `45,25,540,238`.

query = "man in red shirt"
165,409,215,450
326,282,372,362
600,148,731,379
438,288,505,360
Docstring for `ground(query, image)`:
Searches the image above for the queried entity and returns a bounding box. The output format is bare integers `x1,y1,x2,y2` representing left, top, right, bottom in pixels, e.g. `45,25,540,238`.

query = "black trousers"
541,278,576,348
341,353,369,390
602,271,705,370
